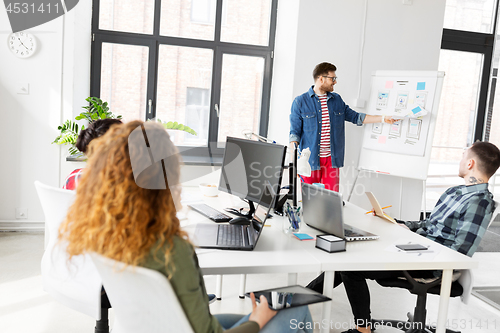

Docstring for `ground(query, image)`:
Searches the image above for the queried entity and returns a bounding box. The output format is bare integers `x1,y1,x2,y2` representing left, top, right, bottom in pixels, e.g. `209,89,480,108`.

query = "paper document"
391,105,429,120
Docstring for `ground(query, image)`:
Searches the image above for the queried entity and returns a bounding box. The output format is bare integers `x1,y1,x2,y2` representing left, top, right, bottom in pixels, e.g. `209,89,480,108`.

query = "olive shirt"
141,236,260,333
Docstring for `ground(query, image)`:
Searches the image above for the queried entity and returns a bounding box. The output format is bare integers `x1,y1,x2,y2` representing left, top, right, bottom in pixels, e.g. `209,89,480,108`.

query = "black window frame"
440,0,500,143
90,0,278,164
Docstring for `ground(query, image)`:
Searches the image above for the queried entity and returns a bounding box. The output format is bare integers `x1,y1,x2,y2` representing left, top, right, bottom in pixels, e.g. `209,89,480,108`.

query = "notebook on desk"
365,192,397,224
193,183,277,251
301,183,379,241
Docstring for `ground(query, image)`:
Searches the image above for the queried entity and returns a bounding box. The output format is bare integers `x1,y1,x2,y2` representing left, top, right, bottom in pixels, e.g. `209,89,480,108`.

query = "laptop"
193,183,277,251
301,183,379,241
365,192,397,224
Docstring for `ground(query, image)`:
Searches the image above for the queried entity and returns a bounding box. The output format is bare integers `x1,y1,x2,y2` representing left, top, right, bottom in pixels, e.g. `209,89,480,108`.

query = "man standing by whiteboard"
289,62,395,191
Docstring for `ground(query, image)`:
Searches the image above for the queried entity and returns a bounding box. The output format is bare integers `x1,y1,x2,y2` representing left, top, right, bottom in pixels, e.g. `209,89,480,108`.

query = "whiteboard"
358,70,445,180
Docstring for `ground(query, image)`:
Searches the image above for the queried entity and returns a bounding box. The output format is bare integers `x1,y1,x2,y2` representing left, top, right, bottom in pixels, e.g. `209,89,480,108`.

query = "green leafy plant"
54,97,197,156
53,97,122,156
52,120,82,155
76,97,122,122
155,118,197,135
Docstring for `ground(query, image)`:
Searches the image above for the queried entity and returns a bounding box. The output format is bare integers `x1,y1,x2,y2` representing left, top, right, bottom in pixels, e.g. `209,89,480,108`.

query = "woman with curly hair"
59,120,313,333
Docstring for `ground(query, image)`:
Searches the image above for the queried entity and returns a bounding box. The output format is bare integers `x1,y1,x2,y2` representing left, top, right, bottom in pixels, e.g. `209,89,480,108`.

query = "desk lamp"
242,130,276,143
242,130,312,176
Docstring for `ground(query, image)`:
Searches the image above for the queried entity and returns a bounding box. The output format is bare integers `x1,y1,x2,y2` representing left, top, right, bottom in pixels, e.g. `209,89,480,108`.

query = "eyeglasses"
322,75,337,82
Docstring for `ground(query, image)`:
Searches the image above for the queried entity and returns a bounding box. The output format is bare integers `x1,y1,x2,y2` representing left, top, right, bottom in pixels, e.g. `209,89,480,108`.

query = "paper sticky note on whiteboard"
411,106,422,114
385,81,394,89
378,136,387,144
408,120,420,136
417,82,426,90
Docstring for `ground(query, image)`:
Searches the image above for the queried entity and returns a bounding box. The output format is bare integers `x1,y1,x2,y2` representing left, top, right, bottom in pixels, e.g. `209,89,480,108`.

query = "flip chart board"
358,71,445,180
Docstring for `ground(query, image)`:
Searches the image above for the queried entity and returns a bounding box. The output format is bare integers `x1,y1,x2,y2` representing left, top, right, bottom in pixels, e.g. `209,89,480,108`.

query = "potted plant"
53,97,196,156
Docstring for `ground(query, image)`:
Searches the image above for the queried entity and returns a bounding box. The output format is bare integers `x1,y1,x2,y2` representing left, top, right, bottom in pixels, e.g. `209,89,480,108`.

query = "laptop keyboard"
188,203,232,222
217,224,244,246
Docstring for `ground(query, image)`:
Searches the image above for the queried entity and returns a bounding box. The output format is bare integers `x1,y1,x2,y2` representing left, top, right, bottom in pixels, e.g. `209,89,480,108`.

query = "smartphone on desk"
396,244,429,251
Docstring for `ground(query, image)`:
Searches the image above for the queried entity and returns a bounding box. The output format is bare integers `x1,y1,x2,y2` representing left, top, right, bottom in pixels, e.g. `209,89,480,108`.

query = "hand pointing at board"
363,114,396,124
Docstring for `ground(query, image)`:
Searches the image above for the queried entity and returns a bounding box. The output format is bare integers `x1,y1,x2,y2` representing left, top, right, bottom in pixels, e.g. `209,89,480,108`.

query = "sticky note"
293,233,314,241
378,136,387,144
385,81,394,89
412,106,422,114
417,82,426,90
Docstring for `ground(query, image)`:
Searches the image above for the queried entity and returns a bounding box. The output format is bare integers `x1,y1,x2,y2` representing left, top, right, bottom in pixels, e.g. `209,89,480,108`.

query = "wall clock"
8,32,37,58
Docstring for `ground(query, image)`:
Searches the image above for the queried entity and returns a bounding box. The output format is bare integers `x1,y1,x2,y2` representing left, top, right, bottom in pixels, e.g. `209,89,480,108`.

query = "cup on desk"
199,183,219,197
283,203,301,233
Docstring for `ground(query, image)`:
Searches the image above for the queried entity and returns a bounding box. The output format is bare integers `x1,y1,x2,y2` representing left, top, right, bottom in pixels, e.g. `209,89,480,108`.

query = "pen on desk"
286,203,297,229
365,205,392,214
293,207,300,229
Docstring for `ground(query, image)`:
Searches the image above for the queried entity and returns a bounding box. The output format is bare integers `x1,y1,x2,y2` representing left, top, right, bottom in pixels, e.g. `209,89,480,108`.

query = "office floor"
1,232,500,333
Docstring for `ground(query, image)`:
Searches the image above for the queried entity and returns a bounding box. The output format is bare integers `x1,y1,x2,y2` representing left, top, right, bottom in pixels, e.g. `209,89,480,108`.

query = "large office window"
91,0,278,156
427,0,500,209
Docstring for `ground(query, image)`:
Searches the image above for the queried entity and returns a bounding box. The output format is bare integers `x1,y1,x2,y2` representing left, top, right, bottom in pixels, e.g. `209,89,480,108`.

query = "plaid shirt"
405,183,495,257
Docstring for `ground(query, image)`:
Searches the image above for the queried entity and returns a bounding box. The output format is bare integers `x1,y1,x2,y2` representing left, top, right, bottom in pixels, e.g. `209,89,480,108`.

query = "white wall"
0,2,91,226
269,0,446,219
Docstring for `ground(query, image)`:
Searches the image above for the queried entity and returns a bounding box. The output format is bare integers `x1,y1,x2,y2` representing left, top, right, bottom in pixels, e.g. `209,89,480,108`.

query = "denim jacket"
289,86,366,170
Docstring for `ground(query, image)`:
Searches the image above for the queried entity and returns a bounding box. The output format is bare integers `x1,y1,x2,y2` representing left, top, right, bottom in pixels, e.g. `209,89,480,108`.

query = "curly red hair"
59,120,186,271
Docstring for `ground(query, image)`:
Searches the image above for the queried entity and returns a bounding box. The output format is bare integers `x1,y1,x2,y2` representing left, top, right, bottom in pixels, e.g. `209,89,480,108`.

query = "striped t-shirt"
318,94,331,157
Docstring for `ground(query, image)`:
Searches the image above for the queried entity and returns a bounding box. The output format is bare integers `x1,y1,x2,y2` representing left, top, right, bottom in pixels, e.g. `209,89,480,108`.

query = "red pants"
301,156,339,192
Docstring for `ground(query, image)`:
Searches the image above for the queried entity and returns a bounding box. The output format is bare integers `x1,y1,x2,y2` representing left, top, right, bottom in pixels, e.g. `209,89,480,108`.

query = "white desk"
181,189,477,333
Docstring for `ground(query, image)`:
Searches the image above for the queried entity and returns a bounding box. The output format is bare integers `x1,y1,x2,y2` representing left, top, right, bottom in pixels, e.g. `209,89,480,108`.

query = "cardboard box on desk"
316,234,346,253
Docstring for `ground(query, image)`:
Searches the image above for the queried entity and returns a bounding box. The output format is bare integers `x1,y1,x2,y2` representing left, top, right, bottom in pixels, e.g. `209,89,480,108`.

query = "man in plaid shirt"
310,141,500,333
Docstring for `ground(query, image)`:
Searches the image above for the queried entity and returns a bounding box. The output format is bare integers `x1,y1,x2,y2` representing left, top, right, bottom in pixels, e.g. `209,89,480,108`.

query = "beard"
323,83,334,92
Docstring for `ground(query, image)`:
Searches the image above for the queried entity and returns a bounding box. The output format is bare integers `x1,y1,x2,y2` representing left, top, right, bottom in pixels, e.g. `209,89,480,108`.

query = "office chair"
373,269,471,333
35,181,110,333
372,200,500,333
90,253,194,333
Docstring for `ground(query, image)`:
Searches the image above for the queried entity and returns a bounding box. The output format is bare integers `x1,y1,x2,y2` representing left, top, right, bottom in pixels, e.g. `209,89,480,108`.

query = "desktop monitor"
218,137,286,212
274,144,298,215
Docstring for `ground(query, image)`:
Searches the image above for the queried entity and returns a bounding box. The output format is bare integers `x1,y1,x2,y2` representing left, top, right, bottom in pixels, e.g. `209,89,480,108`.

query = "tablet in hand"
245,285,331,310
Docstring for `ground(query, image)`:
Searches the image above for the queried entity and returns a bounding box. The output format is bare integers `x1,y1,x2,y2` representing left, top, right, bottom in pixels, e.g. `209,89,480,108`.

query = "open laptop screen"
250,183,277,243
301,183,345,238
